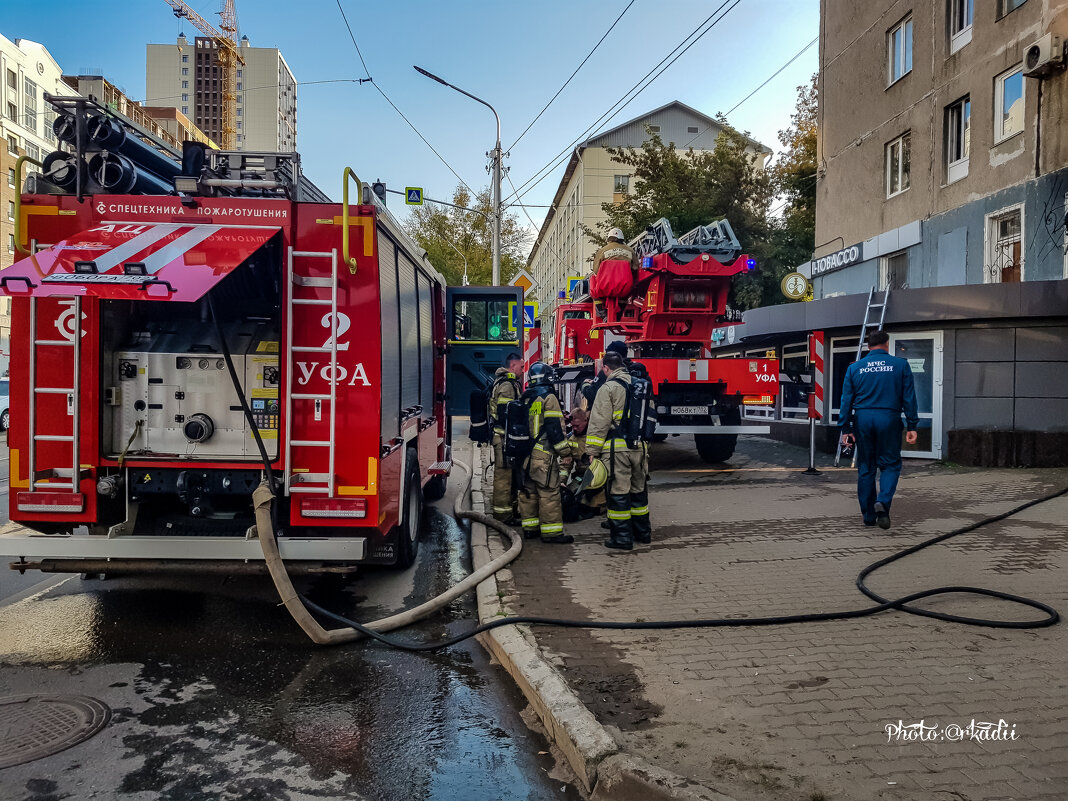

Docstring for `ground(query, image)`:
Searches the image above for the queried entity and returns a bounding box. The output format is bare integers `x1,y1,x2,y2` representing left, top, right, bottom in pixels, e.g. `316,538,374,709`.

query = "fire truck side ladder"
284,247,339,497
834,286,891,466
27,296,83,493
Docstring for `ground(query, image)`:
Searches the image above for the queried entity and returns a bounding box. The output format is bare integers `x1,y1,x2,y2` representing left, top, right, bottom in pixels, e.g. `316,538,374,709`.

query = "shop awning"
0,222,280,302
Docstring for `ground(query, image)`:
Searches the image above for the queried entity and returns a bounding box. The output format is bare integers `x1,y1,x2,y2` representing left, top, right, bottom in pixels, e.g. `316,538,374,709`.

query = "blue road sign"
405,187,423,205
509,301,538,330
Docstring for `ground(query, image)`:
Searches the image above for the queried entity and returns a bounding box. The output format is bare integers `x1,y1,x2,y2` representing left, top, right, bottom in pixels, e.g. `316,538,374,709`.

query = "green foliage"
582,80,818,310
403,185,531,289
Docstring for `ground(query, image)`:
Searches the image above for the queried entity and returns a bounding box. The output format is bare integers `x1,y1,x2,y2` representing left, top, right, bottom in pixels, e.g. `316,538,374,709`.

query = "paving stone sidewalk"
492,435,1068,801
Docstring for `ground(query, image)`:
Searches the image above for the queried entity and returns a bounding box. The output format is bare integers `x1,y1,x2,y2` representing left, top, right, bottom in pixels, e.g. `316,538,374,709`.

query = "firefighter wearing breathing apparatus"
489,353,524,522
516,362,575,545
584,351,652,551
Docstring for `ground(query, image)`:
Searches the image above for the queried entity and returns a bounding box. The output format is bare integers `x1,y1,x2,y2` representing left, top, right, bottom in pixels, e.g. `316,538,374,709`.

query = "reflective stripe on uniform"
493,505,513,514
522,517,540,529
544,410,563,418
534,444,552,454
610,438,629,448
607,509,632,520
630,505,649,516
540,522,564,534
612,410,623,420
586,435,605,447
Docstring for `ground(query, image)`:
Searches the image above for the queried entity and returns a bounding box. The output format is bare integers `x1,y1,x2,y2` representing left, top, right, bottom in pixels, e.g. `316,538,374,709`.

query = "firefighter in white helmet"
590,228,636,279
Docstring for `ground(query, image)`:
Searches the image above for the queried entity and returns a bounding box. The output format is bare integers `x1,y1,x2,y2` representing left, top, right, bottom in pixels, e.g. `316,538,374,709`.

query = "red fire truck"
553,218,778,463
0,98,515,574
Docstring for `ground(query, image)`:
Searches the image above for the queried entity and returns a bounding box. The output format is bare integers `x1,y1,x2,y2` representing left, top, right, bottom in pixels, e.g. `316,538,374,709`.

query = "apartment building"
720,0,1068,465
0,34,77,373
146,34,296,152
526,101,770,358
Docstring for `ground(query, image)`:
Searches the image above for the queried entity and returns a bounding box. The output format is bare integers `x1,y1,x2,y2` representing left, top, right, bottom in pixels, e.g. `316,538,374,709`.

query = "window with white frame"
7,200,14,221
613,175,629,194
5,69,16,91
945,96,970,183
744,349,777,419
7,168,15,189
949,0,973,52
985,206,1023,282
886,133,911,198
7,234,14,254
6,102,16,121
881,251,909,290
23,78,37,133
780,343,810,421
888,15,913,84
7,134,18,155
182,106,188,114
994,66,1024,143
182,54,189,62
182,80,188,88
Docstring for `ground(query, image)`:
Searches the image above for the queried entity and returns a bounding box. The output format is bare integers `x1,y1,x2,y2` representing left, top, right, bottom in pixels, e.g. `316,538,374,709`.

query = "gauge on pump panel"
215,359,225,370
176,357,191,369
198,358,210,370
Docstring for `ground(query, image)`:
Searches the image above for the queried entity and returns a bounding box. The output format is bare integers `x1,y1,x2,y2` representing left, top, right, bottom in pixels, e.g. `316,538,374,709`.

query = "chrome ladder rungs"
291,346,332,353
34,339,76,346
291,393,331,401
34,434,74,442
33,481,75,490
291,298,332,306
290,440,331,447
34,387,75,394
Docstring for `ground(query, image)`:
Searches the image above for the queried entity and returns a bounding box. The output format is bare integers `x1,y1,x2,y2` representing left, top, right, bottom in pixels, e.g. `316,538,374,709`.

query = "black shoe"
541,534,574,544
522,529,540,540
634,533,651,544
601,520,611,530
874,502,891,530
604,537,633,551
863,519,877,527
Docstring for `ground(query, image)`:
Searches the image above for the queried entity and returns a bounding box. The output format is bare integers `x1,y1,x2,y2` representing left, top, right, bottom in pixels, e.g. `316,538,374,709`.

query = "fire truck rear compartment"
95,235,283,535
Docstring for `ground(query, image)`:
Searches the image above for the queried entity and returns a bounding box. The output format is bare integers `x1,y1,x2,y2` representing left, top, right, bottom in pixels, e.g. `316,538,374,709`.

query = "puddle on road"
0,506,581,801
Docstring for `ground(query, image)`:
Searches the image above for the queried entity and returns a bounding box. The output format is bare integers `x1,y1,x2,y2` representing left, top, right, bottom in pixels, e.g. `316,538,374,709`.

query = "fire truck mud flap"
0,222,280,302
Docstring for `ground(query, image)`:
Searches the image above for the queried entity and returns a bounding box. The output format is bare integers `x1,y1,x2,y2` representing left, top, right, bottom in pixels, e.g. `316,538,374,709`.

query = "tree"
770,74,818,283
583,120,774,309
403,185,531,288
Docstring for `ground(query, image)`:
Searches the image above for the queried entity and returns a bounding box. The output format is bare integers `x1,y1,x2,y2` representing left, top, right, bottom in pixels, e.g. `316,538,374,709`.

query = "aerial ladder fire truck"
0,94,520,576
552,218,778,463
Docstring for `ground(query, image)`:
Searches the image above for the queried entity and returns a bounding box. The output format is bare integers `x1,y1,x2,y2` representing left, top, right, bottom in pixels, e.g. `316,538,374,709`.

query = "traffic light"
372,180,387,205
488,314,503,340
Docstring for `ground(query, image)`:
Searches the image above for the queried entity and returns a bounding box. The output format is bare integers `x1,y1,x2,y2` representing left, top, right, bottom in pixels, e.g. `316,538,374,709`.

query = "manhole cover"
0,694,111,769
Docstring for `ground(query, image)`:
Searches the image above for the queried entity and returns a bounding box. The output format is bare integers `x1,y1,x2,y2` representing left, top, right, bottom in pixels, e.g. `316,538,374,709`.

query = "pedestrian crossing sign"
567,275,584,298
508,301,538,330
405,187,423,205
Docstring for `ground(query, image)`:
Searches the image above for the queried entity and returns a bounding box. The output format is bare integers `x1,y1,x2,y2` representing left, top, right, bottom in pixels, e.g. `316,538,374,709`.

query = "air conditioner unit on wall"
1023,33,1065,78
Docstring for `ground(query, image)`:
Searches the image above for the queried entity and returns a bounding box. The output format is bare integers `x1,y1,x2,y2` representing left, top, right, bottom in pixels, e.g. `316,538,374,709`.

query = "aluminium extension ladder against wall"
834,286,891,467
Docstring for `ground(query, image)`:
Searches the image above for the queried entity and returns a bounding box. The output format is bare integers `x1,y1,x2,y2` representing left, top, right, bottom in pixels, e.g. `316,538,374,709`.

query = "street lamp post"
414,66,502,286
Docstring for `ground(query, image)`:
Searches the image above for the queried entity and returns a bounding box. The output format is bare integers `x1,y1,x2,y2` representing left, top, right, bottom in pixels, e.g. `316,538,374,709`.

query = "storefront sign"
809,242,863,277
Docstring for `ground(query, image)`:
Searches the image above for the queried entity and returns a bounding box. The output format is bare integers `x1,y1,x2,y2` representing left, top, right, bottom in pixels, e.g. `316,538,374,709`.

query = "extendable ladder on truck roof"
284,247,339,498
835,286,891,467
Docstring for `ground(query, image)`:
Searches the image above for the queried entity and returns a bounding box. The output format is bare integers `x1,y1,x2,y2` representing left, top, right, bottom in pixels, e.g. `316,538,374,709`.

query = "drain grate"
0,694,111,769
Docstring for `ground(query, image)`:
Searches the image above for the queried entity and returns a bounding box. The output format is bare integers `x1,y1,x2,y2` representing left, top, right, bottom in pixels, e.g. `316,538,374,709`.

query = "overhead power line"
335,0,474,194
508,0,637,152
505,0,740,205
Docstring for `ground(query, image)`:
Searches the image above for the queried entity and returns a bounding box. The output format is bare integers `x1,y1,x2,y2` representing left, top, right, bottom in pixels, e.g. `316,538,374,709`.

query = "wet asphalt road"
0,444,582,801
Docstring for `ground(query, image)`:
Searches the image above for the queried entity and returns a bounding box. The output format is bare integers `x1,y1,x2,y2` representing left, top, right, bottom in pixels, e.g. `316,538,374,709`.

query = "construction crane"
163,0,244,149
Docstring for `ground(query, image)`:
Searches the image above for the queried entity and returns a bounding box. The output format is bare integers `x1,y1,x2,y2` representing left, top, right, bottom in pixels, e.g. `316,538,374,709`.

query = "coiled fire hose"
254,457,1063,650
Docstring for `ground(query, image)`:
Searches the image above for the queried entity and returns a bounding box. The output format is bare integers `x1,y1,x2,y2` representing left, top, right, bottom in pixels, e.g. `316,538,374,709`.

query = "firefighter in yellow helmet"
489,352,524,522
584,351,651,550
517,362,575,544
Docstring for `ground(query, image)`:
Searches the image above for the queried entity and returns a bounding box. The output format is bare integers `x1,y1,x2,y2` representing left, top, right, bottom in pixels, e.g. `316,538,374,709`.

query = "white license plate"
670,405,708,416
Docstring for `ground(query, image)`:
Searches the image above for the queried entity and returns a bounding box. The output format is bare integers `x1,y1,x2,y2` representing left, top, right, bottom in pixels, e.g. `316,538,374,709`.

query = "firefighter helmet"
608,227,625,242
577,459,608,494
526,361,556,387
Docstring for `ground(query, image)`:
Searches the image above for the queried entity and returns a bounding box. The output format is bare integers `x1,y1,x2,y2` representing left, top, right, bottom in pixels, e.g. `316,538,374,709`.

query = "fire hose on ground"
253,462,1064,650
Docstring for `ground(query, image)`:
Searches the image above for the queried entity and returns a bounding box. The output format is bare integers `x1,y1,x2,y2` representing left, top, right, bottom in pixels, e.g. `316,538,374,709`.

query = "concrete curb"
466,442,741,801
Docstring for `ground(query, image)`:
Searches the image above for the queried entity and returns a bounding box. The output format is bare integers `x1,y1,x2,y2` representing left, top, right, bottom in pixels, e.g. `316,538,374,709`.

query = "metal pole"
413,65,502,284
803,360,820,475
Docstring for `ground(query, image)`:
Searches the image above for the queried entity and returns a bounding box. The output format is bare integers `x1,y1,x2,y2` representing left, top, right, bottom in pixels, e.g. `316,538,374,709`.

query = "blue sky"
4,0,818,236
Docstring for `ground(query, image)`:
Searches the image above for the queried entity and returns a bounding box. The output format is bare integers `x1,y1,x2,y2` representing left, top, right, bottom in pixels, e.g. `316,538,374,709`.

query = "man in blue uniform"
839,330,919,529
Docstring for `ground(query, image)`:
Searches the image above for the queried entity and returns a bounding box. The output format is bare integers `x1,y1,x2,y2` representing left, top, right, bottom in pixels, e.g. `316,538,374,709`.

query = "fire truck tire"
0,409,8,430
695,408,741,463
396,449,423,569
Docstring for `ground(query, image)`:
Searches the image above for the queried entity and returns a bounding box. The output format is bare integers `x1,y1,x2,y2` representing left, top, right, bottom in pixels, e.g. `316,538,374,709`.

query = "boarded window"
398,253,420,409
417,271,435,413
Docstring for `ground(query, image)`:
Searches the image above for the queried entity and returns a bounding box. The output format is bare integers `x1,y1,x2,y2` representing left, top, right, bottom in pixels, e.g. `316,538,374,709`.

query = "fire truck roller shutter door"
417,270,434,413
398,253,420,411
378,234,401,442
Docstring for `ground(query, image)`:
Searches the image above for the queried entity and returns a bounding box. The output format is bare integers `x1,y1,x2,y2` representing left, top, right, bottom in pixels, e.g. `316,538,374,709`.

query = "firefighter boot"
604,494,633,551
630,489,651,544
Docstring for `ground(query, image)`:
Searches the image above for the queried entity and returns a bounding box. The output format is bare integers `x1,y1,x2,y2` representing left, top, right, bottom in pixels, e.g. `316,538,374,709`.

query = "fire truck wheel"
396,449,423,569
0,409,8,431
694,408,741,464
